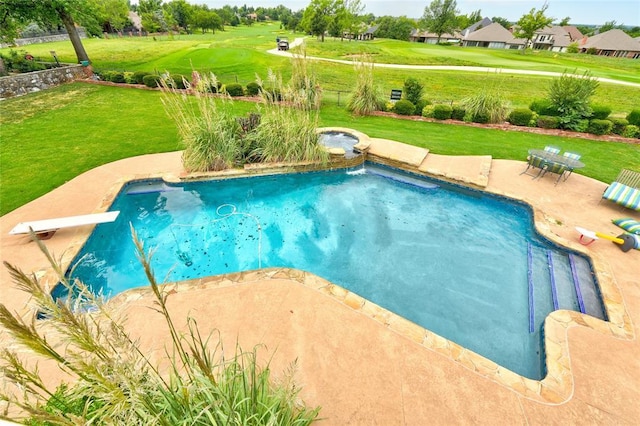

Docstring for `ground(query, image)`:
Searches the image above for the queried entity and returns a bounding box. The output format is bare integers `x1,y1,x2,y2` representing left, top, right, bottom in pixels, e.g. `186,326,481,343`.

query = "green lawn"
2,83,639,216
5,24,640,114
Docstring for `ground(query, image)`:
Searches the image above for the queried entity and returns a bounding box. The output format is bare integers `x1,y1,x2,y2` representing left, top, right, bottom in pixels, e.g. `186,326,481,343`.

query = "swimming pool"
63,163,606,380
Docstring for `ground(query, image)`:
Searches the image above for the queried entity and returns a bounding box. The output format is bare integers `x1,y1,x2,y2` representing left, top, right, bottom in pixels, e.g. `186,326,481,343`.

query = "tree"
301,0,338,42
558,16,570,26
491,16,511,30
513,3,553,52
375,16,416,41
457,9,481,30
599,20,621,33
165,0,193,33
421,0,459,43
85,0,129,34
0,0,91,63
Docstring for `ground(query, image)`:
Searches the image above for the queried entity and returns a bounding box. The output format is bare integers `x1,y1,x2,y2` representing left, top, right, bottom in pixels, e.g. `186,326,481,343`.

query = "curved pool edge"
35,128,635,406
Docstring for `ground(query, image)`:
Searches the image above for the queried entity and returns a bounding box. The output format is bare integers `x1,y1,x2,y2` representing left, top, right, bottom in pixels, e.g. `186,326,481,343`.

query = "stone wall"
0,29,87,48
0,65,86,99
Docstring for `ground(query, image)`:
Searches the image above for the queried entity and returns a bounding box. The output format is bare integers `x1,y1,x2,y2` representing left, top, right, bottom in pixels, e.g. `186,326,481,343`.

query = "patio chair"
601,169,640,211
561,152,581,181
520,154,547,178
544,146,561,154
539,161,568,185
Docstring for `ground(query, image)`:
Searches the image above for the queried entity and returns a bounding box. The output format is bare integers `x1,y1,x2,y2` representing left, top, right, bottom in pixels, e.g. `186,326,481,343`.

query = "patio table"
528,149,584,183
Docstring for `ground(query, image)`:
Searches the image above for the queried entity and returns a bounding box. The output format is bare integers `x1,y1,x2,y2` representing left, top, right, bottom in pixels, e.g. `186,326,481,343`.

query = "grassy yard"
2,83,639,216
5,24,640,114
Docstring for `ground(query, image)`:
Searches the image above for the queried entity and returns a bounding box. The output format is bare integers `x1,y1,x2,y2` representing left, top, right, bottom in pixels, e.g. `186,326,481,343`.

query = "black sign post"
390,89,402,103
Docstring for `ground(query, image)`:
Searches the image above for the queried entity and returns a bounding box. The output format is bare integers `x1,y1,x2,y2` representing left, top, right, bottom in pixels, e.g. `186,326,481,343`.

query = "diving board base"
9,211,120,239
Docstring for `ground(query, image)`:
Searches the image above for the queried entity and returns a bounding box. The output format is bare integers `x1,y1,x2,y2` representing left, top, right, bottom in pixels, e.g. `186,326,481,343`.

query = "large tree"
301,0,339,42
421,0,459,43
0,0,92,62
513,3,553,52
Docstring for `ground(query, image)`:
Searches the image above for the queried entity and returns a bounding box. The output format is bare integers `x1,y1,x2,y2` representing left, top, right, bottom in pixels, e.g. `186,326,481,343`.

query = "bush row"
388,96,640,138
96,70,267,97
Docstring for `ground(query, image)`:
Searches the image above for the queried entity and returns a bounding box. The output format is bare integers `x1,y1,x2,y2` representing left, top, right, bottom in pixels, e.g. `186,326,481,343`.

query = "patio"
0,138,638,424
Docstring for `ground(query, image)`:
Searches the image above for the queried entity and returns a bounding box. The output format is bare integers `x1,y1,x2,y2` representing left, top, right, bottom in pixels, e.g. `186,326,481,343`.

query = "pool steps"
526,246,605,333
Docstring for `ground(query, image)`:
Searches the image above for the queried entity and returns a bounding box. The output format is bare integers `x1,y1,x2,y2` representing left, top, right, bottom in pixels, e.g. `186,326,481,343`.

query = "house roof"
411,30,460,39
562,25,584,41
581,29,640,52
463,17,493,34
464,22,524,44
364,25,379,35
535,26,573,47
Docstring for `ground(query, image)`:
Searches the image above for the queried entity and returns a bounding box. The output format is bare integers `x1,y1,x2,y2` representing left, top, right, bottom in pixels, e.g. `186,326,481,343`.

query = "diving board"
9,211,120,239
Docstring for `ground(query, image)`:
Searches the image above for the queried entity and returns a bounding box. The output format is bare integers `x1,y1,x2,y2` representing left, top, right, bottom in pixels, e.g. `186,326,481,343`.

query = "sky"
176,0,640,27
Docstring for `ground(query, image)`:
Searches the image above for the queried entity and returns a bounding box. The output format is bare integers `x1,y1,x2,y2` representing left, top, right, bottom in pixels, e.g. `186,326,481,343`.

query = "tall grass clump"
346,55,384,116
288,43,322,111
462,89,510,124
0,231,320,424
160,73,241,172
251,70,328,164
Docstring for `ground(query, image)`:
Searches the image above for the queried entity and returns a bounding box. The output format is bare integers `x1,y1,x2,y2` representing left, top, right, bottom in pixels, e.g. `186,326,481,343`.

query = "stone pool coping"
1,129,639,422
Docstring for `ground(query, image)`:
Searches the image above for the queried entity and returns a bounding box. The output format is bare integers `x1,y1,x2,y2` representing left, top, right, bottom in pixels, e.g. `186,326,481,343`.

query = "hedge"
169,74,189,90
225,83,245,97
414,99,431,116
451,105,466,121
626,109,640,126
393,99,415,116
132,71,151,84
142,74,162,88
471,112,490,124
622,124,639,138
587,119,613,135
421,105,435,118
529,99,560,116
246,81,260,96
590,105,612,120
432,104,452,120
110,71,126,84
537,115,560,129
508,108,534,126
610,118,629,135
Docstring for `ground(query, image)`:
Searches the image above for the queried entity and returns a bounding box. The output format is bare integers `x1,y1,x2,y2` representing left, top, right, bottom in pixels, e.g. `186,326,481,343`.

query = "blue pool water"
64,163,606,380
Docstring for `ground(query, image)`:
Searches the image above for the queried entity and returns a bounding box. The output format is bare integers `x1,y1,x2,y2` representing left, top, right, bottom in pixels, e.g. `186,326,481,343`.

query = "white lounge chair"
9,211,120,239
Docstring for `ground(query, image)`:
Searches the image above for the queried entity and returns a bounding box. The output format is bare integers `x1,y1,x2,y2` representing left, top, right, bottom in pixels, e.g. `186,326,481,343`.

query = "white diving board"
9,211,120,239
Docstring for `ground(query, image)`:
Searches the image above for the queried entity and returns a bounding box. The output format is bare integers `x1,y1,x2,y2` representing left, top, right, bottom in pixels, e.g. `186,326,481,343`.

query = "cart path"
267,37,640,88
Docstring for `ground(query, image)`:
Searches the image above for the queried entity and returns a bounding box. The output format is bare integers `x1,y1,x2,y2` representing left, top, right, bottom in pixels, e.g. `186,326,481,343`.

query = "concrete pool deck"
1,139,639,424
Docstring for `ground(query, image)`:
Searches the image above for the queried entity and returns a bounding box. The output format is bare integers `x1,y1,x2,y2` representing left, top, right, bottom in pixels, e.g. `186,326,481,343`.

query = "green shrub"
567,42,579,53
462,91,510,124
508,108,534,126
403,77,424,106
451,105,466,121
586,47,597,55
393,99,415,116
587,119,613,135
169,74,189,90
471,112,490,124
0,49,46,73
110,71,126,84
529,99,560,116
590,104,612,120
246,81,261,96
422,104,435,118
98,70,115,81
528,112,539,127
626,109,640,126
548,70,599,130
574,119,590,133
610,118,629,135
432,104,453,120
124,72,135,84
142,74,162,88
414,99,431,115
622,124,639,138
537,115,560,129
225,83,245,97
132,71,151,84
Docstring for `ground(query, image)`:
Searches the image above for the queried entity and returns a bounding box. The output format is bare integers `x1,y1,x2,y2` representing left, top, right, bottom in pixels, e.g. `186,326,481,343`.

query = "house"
562,25,584,42
532,26,574,52
580,29,640,58
344,24,379,41
462,22,525,49
409,29,460,44
461,17,493,38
